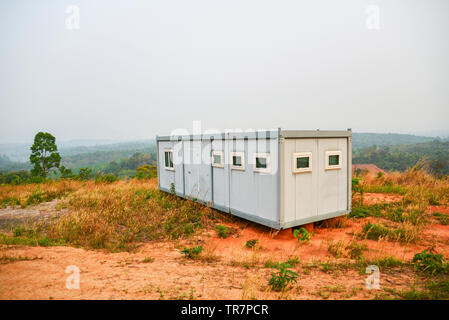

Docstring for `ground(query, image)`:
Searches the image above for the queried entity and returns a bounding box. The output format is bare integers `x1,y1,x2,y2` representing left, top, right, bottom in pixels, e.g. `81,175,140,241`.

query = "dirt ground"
0,193,448,300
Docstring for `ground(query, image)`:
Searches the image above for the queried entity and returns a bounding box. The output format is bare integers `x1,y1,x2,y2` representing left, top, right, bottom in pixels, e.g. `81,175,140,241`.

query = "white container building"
156,129,352,229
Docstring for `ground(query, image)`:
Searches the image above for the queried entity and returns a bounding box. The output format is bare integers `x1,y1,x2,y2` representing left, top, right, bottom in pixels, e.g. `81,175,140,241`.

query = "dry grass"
361,162,449,206
1,178,219,251
352,164,449,244
45,179,216,251
0,180,81,208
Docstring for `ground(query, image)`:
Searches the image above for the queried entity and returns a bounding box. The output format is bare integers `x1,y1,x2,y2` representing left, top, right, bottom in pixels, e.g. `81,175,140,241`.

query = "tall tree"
30,132,61,177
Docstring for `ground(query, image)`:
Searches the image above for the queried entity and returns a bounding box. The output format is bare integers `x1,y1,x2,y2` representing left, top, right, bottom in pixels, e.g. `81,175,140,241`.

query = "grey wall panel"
282,137,349,226
229,138,279,222
294,138,319,221
173,140,184,195
198,140,212,203
317,138,348,215
158,141,175,190
211,139,229,210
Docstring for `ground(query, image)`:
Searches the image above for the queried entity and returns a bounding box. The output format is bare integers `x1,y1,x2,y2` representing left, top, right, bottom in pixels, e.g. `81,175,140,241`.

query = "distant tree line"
0,132,157,185
353,140,449,176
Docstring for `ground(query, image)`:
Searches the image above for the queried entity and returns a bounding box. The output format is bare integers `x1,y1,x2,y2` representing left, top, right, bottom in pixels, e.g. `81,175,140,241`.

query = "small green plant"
293,227,311,243
412,249,448,275
268,263,299,291
346,241,366,260
349,207,369,218
433,212,449,225
361,222,392,241
216,225,230,238
170,183,176,195
245,239,258,248
286,257,300,266
13,227,24,237
352,178,364,206
263,259,278,268
181,246,203,259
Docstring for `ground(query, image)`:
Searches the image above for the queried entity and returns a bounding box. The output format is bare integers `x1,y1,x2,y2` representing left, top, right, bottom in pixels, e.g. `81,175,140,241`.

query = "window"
253,153,271,174
325,150,342,170
211,150,224,168
164,150,174,171
231,152,245,170
293,152,312,173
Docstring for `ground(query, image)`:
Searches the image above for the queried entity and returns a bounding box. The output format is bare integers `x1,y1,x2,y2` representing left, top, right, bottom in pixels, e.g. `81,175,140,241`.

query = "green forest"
353,140,449,176
1,132,448,184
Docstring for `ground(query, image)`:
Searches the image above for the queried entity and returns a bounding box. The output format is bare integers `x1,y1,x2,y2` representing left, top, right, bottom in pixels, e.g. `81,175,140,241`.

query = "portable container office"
156,129,352,230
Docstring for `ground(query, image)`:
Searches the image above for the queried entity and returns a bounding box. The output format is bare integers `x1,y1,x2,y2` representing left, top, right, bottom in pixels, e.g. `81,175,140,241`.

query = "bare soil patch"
0,200,67,231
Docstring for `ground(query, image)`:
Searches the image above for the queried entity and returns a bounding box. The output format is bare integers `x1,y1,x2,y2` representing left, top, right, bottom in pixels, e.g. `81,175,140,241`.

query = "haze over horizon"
1,0,448,144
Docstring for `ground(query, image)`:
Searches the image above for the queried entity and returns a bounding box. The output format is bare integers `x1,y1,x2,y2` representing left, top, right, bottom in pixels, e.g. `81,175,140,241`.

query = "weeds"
361,222,417,243
293,227,311,243
412,249,448,275
245,239,258,249
433,212,449,225
327,239,366,260
0,232,65,247
181,246,203,259
216,225,230,238
268,263,299,291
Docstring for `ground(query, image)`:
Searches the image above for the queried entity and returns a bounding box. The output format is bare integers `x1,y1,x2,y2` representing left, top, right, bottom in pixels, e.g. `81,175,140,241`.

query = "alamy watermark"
65,265,80,290
365,5,380,30
365,265,380,290
167,121,279,172
65,5,80,30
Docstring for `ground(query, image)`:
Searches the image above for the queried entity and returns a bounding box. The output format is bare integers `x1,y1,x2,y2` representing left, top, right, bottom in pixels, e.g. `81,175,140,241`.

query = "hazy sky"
1,0,448,143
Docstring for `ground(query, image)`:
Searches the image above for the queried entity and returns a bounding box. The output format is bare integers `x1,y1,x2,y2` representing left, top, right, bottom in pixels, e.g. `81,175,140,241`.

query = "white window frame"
253,153,271,174
211,150,224,168
164,149,175,171
293,152,312,173
325,150,342,170
231,151,245,171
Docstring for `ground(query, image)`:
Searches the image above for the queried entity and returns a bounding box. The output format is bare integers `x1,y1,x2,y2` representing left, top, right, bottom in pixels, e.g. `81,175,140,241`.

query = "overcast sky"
1,0,448,143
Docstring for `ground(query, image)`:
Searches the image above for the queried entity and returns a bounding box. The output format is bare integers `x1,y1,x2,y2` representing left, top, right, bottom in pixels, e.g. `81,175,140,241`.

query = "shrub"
13,227,24,237
136,165,157,180
293,227,311,243
412,249,448,275
95,174,118,184
216,225,230,238
268,263,299,291
77,168,92,181
245,239,258,248
181,246,203,259
346,241,366,260
349,207,369,219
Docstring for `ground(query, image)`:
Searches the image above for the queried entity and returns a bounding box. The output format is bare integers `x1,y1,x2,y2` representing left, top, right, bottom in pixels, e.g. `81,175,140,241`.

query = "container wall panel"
229,138,279,222
211,139,229,210
317,138,348,215
158,141,175,190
